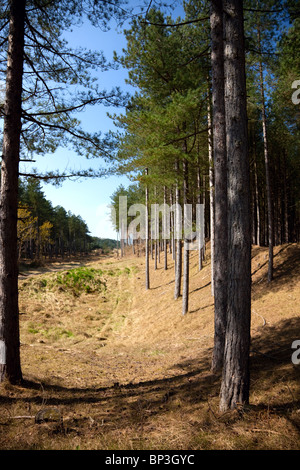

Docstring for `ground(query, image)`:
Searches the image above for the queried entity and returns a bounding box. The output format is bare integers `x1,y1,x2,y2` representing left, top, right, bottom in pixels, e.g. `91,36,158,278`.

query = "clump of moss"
55,267,106,296
20,267,106,297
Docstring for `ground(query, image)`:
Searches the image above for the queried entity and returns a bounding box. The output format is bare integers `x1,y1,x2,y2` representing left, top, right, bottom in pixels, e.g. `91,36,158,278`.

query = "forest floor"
0,243,299,450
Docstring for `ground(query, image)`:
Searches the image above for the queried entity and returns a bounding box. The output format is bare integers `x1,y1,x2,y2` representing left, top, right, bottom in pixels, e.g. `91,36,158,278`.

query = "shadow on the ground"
251,244,300,298
1,316,299,436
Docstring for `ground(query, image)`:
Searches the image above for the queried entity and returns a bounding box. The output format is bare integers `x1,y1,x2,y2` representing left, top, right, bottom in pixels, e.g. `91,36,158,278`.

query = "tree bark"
208,96,215,297
145,168,150,290
258,26,273,282
253,143,261,246
197,162,203,271
210,0,228,374
163,186,168,270
219,0,251,411
202,175,206,259
174,160,182,300
182,159,189,315
283,150,289,243
170,190,175,259
154,187,158,271
0,0,26,384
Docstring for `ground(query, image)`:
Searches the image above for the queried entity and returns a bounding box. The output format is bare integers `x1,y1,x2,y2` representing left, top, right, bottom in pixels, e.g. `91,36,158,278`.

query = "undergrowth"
20,265,135,297
55,267,105,295
10,246,299,450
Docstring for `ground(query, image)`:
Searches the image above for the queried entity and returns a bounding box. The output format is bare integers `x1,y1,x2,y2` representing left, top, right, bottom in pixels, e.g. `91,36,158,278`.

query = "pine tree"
210,0,228,373
0,0,127,384
110,7,209,306
219,0,251,411
0,0,26,383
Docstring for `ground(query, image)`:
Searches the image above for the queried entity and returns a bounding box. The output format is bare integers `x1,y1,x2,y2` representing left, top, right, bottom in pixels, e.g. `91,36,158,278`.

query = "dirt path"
18,253,115,279
0,245,299,450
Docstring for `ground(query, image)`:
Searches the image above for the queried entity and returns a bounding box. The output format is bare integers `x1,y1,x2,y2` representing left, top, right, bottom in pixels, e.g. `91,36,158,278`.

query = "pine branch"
18,167,109,183
243,7,285,14
141,16,210,27
163,127,210,147
23,51,57,108
26,97,107,117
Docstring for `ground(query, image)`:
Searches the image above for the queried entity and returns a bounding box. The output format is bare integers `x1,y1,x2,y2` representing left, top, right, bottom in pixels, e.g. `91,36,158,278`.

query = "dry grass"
0,244,299,450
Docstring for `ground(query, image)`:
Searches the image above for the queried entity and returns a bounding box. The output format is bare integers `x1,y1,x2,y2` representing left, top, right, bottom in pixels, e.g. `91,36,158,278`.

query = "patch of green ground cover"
56,267,106,295
27,322,73,341
19,264,139,302
20,267,107,297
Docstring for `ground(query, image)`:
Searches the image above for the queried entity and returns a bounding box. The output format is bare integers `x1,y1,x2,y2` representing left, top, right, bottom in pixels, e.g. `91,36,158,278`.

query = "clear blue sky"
20,1,183,240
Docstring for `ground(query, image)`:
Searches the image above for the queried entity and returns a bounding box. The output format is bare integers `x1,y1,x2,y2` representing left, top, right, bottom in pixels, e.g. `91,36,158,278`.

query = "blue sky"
19,1,183,240
21,15,131,240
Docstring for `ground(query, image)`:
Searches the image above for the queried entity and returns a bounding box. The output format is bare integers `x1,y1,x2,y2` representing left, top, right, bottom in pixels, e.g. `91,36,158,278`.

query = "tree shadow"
1,307,299,446
252,244,300,299
190,281,211,294
251,315,300,367
4,314,298,403
189,302,214,314
149,279,175,290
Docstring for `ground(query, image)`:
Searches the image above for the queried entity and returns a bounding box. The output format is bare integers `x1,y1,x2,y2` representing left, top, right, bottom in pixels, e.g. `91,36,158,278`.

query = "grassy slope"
0,244,299,450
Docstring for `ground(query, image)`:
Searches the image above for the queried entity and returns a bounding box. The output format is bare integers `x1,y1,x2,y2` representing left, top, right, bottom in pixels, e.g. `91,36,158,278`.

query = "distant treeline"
89,237,118,253
18,177,117,260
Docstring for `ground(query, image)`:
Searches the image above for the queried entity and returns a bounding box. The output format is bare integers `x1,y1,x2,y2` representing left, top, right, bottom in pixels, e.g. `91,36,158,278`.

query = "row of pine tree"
0,0,298,413
108,1,299,410
109,1,299,287
18,178,90,260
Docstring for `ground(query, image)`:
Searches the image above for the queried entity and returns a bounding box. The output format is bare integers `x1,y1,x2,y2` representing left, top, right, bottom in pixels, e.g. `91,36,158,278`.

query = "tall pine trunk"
182,159,189,315
145,168,150,290
0,0,26,384
170,190,175,260
154,186,158,271
197,162,203,271
253,142,261,246
202,175,206,259
210,0,228,373
283,151,289,243
220,0,251,411
258,26,273,282
174,160,182,300
163,186,168,270
208,97,215,297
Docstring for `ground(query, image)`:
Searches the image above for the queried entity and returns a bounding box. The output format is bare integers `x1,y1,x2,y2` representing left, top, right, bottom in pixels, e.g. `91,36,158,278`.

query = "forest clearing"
0,0,299,455
0,243,299,450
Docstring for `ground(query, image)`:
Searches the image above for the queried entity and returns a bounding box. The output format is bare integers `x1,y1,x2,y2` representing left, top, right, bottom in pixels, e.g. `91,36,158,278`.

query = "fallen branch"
251,428,281,435
253,310,266,327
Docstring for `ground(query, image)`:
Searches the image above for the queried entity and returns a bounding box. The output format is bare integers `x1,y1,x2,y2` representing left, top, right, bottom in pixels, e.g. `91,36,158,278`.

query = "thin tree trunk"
163,186,168,270
170,190,175,260
283,150,289,243
197,163,203,271
208,97,215,297
0,0,26,384
174,160,182,300
258,26,273,281
202,175,206,259
182,159,189,315
154,186,157,271
220,0,251,411
253,146,261,246
145,168,150,290
210,0,228,373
